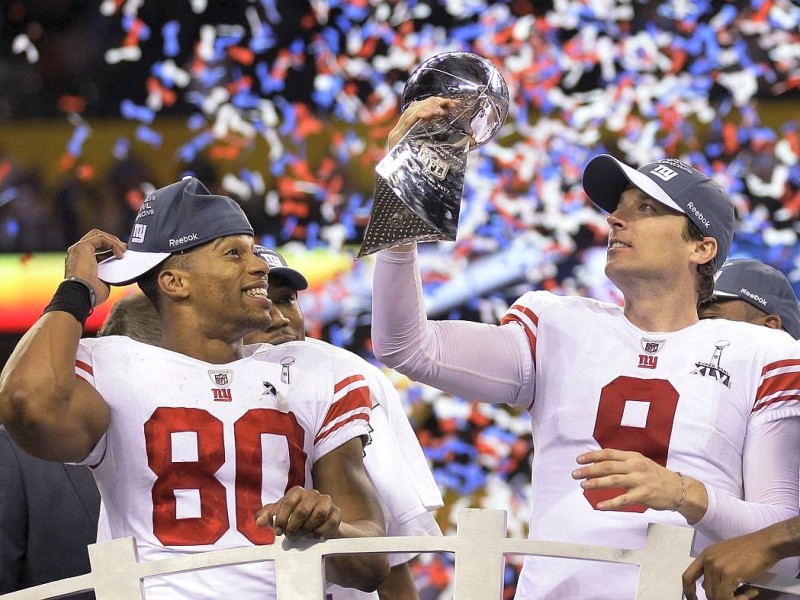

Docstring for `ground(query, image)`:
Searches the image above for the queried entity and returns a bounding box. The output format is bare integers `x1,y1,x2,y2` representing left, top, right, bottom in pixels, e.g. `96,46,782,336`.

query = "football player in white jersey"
683,258,800,599
368,97,800,600
0,177,389,599
243,246,444,600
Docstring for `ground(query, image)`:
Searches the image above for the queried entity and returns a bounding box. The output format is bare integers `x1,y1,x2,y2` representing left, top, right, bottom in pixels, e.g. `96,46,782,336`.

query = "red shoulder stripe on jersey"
753,391,800,413
761,359,800,376
756,363,800,403
501,303,539,327
501,305,537,361
75,373,89,384
323,383,371,428
314,413,370,445
334,374,366,394
76,360,93,375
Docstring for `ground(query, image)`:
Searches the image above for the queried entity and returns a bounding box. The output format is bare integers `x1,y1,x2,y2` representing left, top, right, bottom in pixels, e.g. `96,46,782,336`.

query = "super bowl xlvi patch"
690,340,732,388
208,369,233,387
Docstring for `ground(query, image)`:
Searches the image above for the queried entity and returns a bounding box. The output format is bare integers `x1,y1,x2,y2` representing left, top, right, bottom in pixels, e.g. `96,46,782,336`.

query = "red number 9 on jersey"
585,376,679,512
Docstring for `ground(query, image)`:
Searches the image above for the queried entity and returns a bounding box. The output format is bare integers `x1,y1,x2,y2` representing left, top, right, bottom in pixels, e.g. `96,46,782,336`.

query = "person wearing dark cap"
699,258,800,340
682,258,800,600
369,97,800,599
0,177,389,599
244,247,443,600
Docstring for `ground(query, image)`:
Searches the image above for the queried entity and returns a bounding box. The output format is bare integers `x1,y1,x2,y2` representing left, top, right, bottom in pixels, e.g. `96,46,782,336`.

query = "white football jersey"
76,336,372,600
293,339,443,600
502,291,800,599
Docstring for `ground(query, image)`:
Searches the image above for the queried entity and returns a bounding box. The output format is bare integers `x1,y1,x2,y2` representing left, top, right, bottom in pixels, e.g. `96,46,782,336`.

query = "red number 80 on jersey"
144,406,307,546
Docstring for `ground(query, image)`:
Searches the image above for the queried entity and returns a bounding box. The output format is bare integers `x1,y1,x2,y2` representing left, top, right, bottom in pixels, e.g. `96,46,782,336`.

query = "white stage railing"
2,509,799,599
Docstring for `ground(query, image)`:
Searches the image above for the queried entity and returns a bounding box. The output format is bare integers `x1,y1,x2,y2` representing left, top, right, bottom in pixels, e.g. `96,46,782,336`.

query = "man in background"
698,258,800,340
684,258,800,599
97,292,163,344
0,293,166,597
244,246,444,600
0,427,99,598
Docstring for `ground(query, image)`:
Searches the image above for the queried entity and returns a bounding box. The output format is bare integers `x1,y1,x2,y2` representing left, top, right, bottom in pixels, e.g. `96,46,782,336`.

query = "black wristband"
42,279,95,326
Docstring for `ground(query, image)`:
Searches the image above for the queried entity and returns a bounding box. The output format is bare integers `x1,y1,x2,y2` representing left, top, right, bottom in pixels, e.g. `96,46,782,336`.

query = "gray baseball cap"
98,177,253,285
713,258,800,340
254,246,309,291
583,155,735,269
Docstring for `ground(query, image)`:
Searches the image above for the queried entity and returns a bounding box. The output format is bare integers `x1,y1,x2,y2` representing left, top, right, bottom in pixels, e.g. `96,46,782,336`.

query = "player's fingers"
387,97,456,148
576,448,632,464
733,585,760,600
702,568,739,600
572,460,627,481
283,491,337,537
254,502,280,530
682,558,703,600
73,229,127,257
308,501,341,540
271,487,308,535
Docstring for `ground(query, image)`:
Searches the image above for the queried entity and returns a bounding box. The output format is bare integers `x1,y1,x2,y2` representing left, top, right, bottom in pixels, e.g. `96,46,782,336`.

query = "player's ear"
158,267,190,300
760,314,783,332
691,236,717,267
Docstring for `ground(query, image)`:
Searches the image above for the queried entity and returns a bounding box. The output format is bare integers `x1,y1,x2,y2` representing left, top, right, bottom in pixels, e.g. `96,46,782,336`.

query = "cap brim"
711,290,740,299
97,250,172,286
269,267,308,291
584,155,684,215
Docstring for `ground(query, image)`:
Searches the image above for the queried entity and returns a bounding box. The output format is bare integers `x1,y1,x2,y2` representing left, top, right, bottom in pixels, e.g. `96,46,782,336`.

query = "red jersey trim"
76,360,93,376
323,383,371,428
315,413,370,445
334,374,366,394
755,362,800,410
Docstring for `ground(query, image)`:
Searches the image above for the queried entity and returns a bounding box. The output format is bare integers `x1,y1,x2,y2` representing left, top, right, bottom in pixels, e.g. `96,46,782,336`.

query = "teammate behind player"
682,258,800,599
698,258,800,340
0,177,389,599
244,246,444,600
369,97,800,599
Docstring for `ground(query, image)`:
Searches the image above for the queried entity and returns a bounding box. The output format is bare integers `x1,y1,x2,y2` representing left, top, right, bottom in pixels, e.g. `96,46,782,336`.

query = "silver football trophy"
357,52,510,258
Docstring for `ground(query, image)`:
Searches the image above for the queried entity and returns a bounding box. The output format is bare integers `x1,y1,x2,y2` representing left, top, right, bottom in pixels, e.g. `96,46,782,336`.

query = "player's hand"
255,486,342,540
65,229,127,306
386,96,457,150
682,529,781,600
571,448,683,511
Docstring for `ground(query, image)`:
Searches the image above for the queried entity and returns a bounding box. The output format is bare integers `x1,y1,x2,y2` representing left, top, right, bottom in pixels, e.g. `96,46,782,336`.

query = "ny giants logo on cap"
131,223,146,244
649,165,679,181
262,254,284,268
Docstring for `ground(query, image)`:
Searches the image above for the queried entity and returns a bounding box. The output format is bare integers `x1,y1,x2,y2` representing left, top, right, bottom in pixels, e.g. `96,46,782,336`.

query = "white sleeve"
371,248,534,407
694,417,800,575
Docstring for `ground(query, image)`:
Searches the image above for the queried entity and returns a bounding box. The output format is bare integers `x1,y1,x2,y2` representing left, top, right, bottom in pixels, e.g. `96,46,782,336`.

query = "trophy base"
357,176,456,258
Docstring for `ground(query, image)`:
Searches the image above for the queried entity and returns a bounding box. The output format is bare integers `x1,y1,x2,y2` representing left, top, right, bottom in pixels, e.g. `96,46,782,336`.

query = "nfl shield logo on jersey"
208,369,234,387
640,338,665,354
